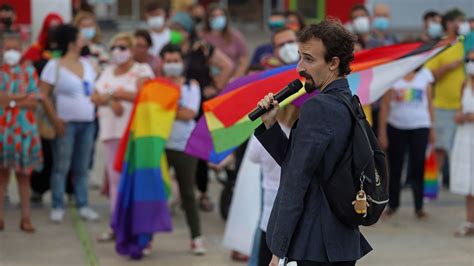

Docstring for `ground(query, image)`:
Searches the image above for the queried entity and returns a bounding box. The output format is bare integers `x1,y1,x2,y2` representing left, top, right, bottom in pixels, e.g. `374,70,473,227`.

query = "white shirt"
166,80,201,151
95,63,155,141
247,124,291,232
41,58,97,122
149,28,171,56
388,68,434,130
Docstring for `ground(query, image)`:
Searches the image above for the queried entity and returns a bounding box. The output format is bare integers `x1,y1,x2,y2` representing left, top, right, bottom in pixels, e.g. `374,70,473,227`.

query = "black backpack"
322,93,389,228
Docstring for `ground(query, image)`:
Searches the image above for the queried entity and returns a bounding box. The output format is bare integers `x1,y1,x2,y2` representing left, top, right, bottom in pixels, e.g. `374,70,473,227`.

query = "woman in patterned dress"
0,33,43,233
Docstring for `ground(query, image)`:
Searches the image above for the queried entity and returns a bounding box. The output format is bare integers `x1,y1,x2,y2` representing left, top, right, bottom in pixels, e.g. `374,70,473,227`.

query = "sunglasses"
465,58,474,63
110,45,128,51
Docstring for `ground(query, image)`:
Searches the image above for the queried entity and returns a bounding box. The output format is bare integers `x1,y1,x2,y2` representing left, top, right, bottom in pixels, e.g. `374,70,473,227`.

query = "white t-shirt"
149,28,171,56
41,58,97,122
166,80,201,151
388,68,434,130
95,63,155,141
247,124,291,232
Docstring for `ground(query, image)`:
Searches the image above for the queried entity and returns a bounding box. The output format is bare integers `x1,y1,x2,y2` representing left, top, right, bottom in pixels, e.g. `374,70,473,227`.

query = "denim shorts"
434,108,457,152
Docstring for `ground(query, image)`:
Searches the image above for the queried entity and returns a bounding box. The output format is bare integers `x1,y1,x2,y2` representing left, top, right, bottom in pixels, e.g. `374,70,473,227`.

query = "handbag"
37,60,60,140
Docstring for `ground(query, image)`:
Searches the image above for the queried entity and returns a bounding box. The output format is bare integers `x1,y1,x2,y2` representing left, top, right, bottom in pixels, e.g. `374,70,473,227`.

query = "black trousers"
196,159,209,194
295,261,356,266
31,138,53,194
386,125,429,211
258,231,273,266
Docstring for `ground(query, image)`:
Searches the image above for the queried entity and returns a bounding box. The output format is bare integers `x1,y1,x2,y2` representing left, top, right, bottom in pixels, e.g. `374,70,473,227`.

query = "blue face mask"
372,17,390,31
210,16,227,31
427,22,443,38
81,27,96,41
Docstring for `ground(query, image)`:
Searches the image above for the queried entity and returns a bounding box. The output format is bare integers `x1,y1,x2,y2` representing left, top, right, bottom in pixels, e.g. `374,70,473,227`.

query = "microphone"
248,79,304,121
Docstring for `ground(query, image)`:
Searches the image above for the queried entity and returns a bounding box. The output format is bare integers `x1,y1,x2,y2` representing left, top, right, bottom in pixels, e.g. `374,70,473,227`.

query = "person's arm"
209,48,234,90
176,107,196,120
426,83,436,144
378,89,393,150
233,54,249,78
454,81,467,125
38,81,65,136
267,97,333,259
176,80,201,121
431,59,463,81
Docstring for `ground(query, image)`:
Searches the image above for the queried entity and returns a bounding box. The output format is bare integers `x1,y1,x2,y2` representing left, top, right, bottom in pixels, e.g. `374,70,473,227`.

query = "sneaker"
50,208,65,223
191,236,206,255
142,243,152,256
97,228,115,243
78,207,99,222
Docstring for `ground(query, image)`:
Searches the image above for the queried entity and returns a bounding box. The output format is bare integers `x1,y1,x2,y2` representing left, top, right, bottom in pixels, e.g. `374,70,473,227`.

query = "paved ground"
1,170,473,266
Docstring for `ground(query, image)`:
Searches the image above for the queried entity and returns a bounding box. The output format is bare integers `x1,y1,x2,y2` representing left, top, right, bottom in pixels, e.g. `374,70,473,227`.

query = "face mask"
458,21,471,36
466,62,474,76
148,16,165,30
210,16,227,31
163,62,184,77
3,49,21,66
268,20,285,31
427,22,443,38
193,17,203,24
111,49,131,65
81,27,96,41
278,42,299,64
372,17,390,31
352,16,371,34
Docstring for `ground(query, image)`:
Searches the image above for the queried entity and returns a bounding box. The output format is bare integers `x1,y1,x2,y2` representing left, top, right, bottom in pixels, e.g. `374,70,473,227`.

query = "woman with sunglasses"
91,33,154,242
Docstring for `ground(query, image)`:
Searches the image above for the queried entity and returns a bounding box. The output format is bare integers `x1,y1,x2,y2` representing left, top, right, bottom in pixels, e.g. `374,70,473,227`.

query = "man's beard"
299,71,318,93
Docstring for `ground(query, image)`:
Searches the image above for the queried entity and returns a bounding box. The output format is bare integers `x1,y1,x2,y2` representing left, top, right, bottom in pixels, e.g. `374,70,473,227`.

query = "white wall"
31,0,72,42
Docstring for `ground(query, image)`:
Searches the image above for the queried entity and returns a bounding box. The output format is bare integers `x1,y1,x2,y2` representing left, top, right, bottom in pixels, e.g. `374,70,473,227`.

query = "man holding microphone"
254,20,372,266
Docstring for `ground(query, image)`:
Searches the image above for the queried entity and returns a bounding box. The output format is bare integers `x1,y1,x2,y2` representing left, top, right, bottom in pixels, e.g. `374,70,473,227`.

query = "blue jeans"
51,122,95,209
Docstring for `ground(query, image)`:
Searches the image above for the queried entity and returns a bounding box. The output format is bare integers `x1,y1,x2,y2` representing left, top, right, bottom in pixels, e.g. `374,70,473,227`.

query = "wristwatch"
8,100,16,108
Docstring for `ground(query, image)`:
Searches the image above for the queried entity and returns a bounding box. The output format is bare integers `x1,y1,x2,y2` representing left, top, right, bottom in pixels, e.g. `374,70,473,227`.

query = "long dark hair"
55,24,79,56
204,4,232,42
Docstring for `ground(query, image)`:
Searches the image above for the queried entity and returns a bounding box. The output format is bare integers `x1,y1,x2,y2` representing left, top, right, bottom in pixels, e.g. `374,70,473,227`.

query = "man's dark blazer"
254,78,372,262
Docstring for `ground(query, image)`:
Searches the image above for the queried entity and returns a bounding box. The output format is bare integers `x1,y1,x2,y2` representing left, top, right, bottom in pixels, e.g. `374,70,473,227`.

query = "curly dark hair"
297,20,356,76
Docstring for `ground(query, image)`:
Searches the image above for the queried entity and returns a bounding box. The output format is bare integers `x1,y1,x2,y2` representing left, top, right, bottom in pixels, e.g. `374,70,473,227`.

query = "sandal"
415,210,428,220
454,222,474,237
199,195,214,212
20,218,35,233
382,208,396,219
230,250,249,262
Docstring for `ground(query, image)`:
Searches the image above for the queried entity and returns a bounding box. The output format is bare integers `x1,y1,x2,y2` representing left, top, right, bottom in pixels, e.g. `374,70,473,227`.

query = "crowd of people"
0,1,473,264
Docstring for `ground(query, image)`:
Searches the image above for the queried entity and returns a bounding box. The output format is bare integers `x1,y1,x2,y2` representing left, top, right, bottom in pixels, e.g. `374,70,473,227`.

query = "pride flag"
112,78,180,259
424,147,439,199
185,41,450,160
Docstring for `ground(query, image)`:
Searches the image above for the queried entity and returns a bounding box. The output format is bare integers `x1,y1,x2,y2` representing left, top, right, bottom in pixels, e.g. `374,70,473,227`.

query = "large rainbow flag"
185,41,450,161
112,78,180,259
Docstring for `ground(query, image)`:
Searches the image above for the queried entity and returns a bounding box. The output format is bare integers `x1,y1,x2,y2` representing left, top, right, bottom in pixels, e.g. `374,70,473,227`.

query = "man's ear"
329,56,340,72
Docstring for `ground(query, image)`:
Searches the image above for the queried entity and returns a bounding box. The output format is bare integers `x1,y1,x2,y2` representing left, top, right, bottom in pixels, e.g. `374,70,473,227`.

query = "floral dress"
0,64,43,173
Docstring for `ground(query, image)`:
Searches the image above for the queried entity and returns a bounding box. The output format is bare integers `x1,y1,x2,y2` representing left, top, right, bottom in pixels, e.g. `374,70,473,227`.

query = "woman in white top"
246,106,299,266
160,44,206,255
39,24,98,223
378,67,435,219
451,49,474,237
92,33,155,241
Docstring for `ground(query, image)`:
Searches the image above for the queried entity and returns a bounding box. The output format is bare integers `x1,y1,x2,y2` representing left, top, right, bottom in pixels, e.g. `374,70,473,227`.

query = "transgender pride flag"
185,40,451,161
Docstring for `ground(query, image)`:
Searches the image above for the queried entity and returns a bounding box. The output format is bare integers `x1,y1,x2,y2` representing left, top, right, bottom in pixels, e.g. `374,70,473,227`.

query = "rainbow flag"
185,41,449,160
424,147,439,199
112,78,180,259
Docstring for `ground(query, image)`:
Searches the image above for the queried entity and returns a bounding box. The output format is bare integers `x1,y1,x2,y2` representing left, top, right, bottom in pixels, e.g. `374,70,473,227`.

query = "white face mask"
148,16,165,30
458,21,471,36
163,62,184,77
111,49,131,65
466,61,474,76
352,16,371,34
278,42,299,64
3,49,21,66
